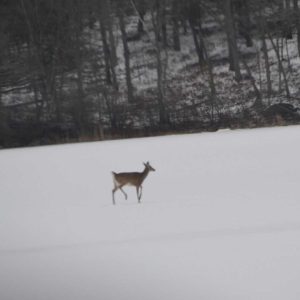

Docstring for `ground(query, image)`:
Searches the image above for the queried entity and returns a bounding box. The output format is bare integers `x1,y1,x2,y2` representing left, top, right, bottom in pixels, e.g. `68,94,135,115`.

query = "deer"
112,162,155,205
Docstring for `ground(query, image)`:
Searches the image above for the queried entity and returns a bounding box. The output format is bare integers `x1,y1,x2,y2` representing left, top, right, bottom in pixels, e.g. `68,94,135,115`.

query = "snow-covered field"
1,126,300,300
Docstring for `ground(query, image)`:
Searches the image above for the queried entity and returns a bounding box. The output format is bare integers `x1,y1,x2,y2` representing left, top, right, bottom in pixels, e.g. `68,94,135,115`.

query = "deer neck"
140,167,150,183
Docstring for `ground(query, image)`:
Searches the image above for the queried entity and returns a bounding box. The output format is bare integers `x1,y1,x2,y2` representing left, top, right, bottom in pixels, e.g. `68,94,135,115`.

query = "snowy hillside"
1,126,300,300
3,1,300,148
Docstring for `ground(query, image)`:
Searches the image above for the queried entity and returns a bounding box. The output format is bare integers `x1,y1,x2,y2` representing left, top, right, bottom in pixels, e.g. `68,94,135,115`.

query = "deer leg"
119,185,128,200
137,186,143,203
112,185,127,204
139,186,143,201
136,187,140,203
112,187,117,205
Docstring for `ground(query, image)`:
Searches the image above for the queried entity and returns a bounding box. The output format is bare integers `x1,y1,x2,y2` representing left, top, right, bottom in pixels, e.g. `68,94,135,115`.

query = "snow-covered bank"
1,126,300,300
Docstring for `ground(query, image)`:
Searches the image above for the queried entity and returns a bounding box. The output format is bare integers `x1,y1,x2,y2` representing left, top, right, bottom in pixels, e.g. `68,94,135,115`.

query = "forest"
1,0,300,148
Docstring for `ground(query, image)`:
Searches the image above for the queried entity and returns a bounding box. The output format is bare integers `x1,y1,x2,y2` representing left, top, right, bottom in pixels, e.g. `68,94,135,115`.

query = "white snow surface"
1,126,300,300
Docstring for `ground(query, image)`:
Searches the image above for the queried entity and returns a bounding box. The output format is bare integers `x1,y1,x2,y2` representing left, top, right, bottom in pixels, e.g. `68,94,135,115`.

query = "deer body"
112,162,155,205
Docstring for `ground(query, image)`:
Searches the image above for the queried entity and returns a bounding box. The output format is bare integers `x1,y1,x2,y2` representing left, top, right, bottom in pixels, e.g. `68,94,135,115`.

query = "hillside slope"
2,1,300,147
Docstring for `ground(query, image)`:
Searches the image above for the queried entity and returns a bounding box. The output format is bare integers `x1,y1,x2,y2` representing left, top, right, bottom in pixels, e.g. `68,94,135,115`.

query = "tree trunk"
197,25,217,123
293,0,300,57
223,0,242,81
133,0,146,34
284,0,293,39
235,0,253,47
268,33,290,98
172,0,181,51
161,0,168,48
258,7,272,99
189,20,204,66
152,5,169,126
99,20,112,85
74,28,86,134
118,8,134,103
241,58,262,107
137,11,145,34
261,33,272,99
187,0,205,66
106,0,118,67
21,0,52,116
103,0,118,90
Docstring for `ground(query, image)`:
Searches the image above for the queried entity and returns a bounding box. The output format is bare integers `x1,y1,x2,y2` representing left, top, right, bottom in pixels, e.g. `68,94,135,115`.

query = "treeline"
0,0,300,148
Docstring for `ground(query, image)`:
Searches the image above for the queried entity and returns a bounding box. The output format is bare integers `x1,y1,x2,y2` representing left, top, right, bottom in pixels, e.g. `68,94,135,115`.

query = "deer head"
144,161,155,172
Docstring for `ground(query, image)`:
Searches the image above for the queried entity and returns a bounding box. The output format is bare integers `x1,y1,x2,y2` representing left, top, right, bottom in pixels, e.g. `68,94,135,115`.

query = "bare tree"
235,0,253,47
197,25,217,123
172,0,181,51
151,1,170,126
257,6,272,99
223,0,242,81
267,32,290,98
117,2,134,103
187,0,205,66
293,0,300,57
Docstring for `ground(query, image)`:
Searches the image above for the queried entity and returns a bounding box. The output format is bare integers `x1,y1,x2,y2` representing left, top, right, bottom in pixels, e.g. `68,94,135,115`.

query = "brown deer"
112,162,155,205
